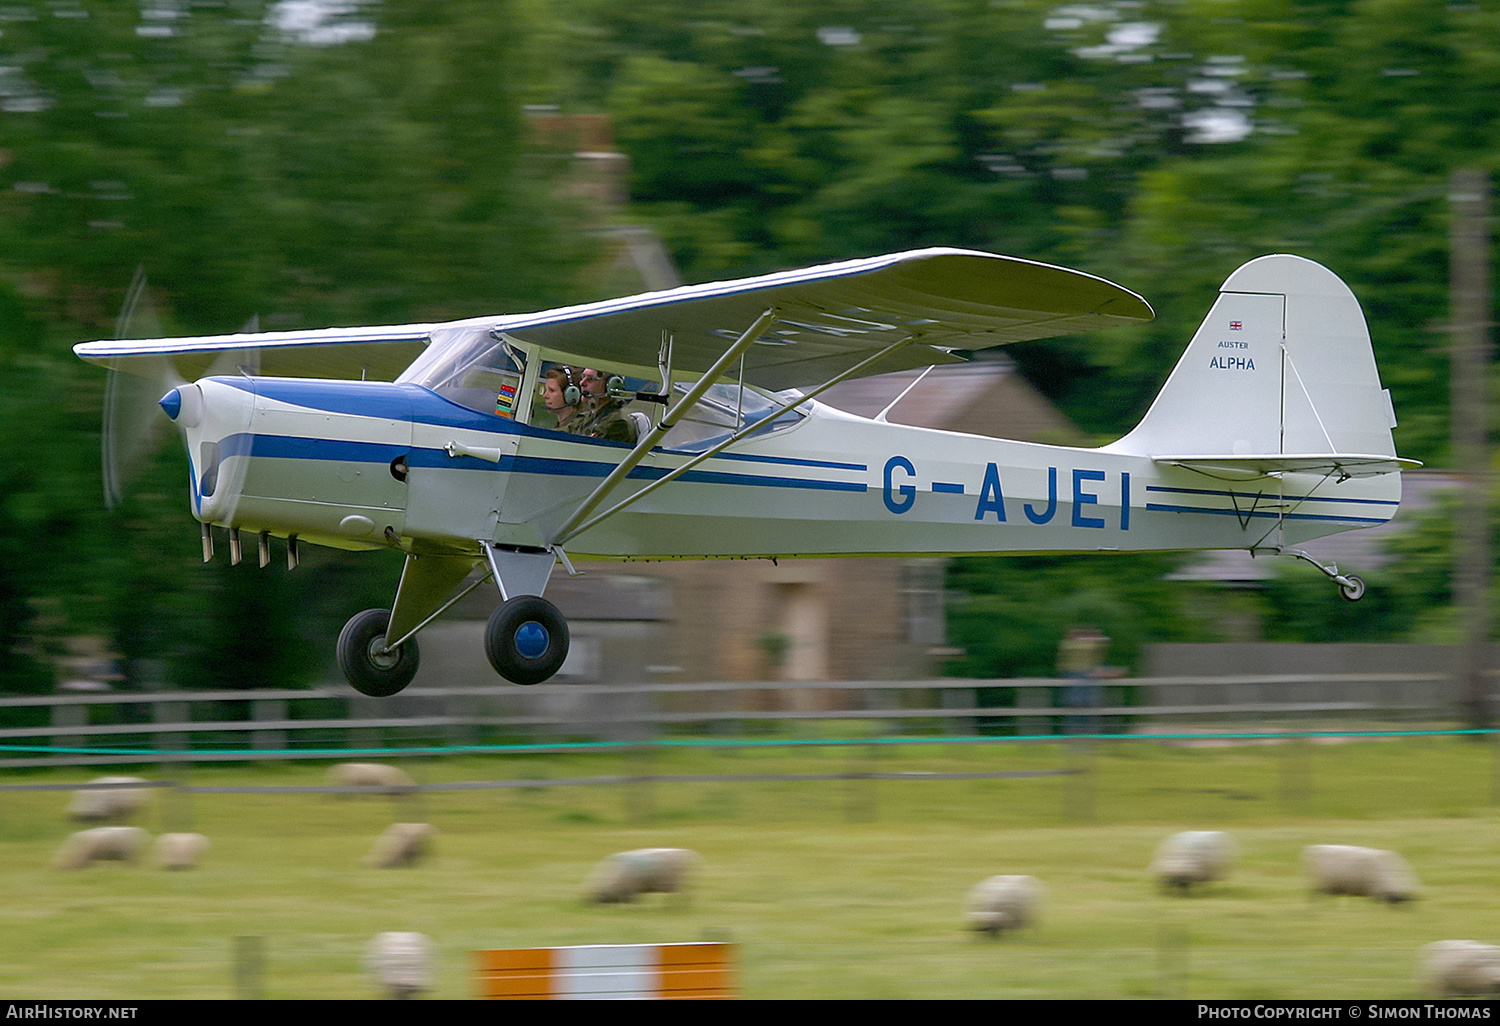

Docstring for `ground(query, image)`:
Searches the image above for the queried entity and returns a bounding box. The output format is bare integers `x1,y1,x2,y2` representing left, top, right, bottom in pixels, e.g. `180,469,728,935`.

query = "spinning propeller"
100,269,261,562
101,267,181,509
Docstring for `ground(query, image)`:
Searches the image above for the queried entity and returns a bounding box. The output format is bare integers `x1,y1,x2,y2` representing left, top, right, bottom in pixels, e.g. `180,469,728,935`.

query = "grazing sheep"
53,826,149,870
365,823,435,868
1303,844,1420,904
67,776,149,822
1151,830,1237,893
155,832,210,871
584,847,699,904
328,762,416,795
965,875,1044,937
1421,941,1500,998
364,931,435,999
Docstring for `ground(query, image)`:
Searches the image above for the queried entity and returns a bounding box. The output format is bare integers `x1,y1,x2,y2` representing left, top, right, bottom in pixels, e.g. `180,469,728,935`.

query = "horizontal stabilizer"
1154,453,1422,480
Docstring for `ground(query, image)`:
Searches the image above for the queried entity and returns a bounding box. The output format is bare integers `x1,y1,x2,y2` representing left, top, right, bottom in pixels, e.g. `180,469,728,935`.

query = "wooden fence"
0,671,1467,768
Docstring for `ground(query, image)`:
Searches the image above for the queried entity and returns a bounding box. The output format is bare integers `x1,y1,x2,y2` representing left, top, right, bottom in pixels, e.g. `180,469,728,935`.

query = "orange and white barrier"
475,941,734,1000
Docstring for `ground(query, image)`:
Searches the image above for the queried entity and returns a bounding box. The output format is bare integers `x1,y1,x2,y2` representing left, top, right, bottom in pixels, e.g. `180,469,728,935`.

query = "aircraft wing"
74,248,1151,390
73,325,433,382
487,247,1153,392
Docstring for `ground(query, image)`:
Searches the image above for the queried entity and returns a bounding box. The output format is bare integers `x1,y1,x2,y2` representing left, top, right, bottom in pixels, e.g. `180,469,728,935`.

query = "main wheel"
1339,575,1366,602
337,608,420,697
485,596,569,685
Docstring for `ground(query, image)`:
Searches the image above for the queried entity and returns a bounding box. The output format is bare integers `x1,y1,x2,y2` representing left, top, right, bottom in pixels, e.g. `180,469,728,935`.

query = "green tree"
0,0,601,691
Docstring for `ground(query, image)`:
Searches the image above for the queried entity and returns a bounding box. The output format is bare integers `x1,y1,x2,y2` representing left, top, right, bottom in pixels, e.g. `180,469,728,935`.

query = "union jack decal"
1229,321,1243,330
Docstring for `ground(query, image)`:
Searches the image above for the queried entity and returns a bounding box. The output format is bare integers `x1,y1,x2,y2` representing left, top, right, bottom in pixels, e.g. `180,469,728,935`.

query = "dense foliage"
1,1,1495,688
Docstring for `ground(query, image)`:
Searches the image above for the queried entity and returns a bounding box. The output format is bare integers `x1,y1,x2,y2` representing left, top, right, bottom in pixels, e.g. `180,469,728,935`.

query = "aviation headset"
545,366,582,408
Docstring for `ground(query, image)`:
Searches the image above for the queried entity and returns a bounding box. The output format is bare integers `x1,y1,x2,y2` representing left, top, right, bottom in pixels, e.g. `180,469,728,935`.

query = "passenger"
576,367,636,443
540,366,584,433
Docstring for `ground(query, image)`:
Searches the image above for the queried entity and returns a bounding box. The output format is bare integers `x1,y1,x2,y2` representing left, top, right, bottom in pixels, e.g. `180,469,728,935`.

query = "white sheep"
67,776,149,822
365,823,435,868
53,826,149,870
364,931,435,999
1421,941,1500,997
155,832,210,871
1303,844,1420,904
965,875,1044,937
327,762,416,795
583,847,699,904
1151,830,1237,893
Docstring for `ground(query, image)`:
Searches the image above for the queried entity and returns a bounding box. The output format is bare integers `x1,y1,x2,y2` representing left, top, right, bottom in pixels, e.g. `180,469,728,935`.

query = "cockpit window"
535,361,659,443
661,382,807,452
399,326,526,418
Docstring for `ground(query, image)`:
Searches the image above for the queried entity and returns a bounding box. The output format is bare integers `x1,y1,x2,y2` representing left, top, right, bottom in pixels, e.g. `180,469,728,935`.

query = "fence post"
51,702,85,752
1157,924,1188,998
251,698,287,754
1064,739,1096,822
153,700,188,755
162,761,193,833
1279,737,1311,812
232,935,266,999
845,743,877,822
625,745,655,823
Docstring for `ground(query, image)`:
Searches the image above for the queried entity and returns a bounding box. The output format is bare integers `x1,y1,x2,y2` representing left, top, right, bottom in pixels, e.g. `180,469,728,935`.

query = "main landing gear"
335,544,571,696
337,595,570,695
485,595,570,685
338,608,421,697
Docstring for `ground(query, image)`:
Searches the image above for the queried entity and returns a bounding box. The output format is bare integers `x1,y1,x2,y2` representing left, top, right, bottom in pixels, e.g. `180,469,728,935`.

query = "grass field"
3,734,1500,999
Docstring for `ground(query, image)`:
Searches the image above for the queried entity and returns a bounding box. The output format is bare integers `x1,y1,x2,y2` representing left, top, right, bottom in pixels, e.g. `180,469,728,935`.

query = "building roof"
816,354,1084,443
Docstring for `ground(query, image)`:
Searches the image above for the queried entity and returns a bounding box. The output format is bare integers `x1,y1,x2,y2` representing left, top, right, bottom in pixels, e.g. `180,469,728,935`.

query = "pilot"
576,367,636,443
540,366,584,432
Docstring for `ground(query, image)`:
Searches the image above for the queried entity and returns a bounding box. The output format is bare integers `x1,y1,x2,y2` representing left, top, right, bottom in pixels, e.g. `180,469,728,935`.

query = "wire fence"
0,672,1476,769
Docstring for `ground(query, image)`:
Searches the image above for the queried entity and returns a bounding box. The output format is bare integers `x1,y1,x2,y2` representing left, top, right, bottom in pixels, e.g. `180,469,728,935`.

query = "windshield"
399,325,526,419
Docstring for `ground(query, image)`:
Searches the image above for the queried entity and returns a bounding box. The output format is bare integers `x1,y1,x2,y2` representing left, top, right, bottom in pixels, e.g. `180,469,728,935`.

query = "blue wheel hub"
514,620,550,660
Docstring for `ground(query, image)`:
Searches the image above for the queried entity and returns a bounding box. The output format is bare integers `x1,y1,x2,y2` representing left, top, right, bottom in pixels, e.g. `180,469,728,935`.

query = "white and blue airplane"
75,248,1417,696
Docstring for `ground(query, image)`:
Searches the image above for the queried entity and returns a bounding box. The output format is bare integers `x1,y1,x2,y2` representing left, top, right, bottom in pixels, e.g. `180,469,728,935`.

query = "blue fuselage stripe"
1143,502,1388,525
234,433,867,494
1145,484,1398,508
228,378,866,473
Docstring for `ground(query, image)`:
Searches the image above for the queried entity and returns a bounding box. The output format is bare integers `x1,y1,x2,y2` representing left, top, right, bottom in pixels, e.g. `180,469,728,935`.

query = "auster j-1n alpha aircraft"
75,249,1418,696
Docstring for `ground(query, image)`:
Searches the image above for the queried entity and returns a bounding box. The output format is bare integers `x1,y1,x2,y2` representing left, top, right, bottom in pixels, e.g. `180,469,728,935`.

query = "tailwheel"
1286,548,1368,604
1338,575,1366,602
485,596,569,685
338,608,420,697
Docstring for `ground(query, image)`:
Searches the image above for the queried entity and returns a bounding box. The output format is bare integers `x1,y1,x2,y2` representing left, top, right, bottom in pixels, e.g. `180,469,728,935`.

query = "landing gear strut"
337,608,421,696
485,595,569,685
1287,549,1365,602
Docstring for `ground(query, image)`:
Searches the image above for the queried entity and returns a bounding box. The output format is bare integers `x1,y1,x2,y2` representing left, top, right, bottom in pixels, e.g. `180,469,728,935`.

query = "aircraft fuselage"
181,375,1400,564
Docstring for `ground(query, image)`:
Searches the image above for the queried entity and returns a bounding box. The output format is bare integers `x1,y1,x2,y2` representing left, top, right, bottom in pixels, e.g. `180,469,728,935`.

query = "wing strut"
550,332,917,548
545,307,781,548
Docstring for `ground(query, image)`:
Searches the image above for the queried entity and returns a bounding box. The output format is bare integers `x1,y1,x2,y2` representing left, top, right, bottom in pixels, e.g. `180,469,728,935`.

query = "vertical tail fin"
1104,255,1400,463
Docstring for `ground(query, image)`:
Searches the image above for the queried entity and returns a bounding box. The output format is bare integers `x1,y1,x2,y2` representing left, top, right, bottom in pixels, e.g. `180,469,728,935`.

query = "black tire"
337,608,420,697
1339,575,1366,602
485,596,569,686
